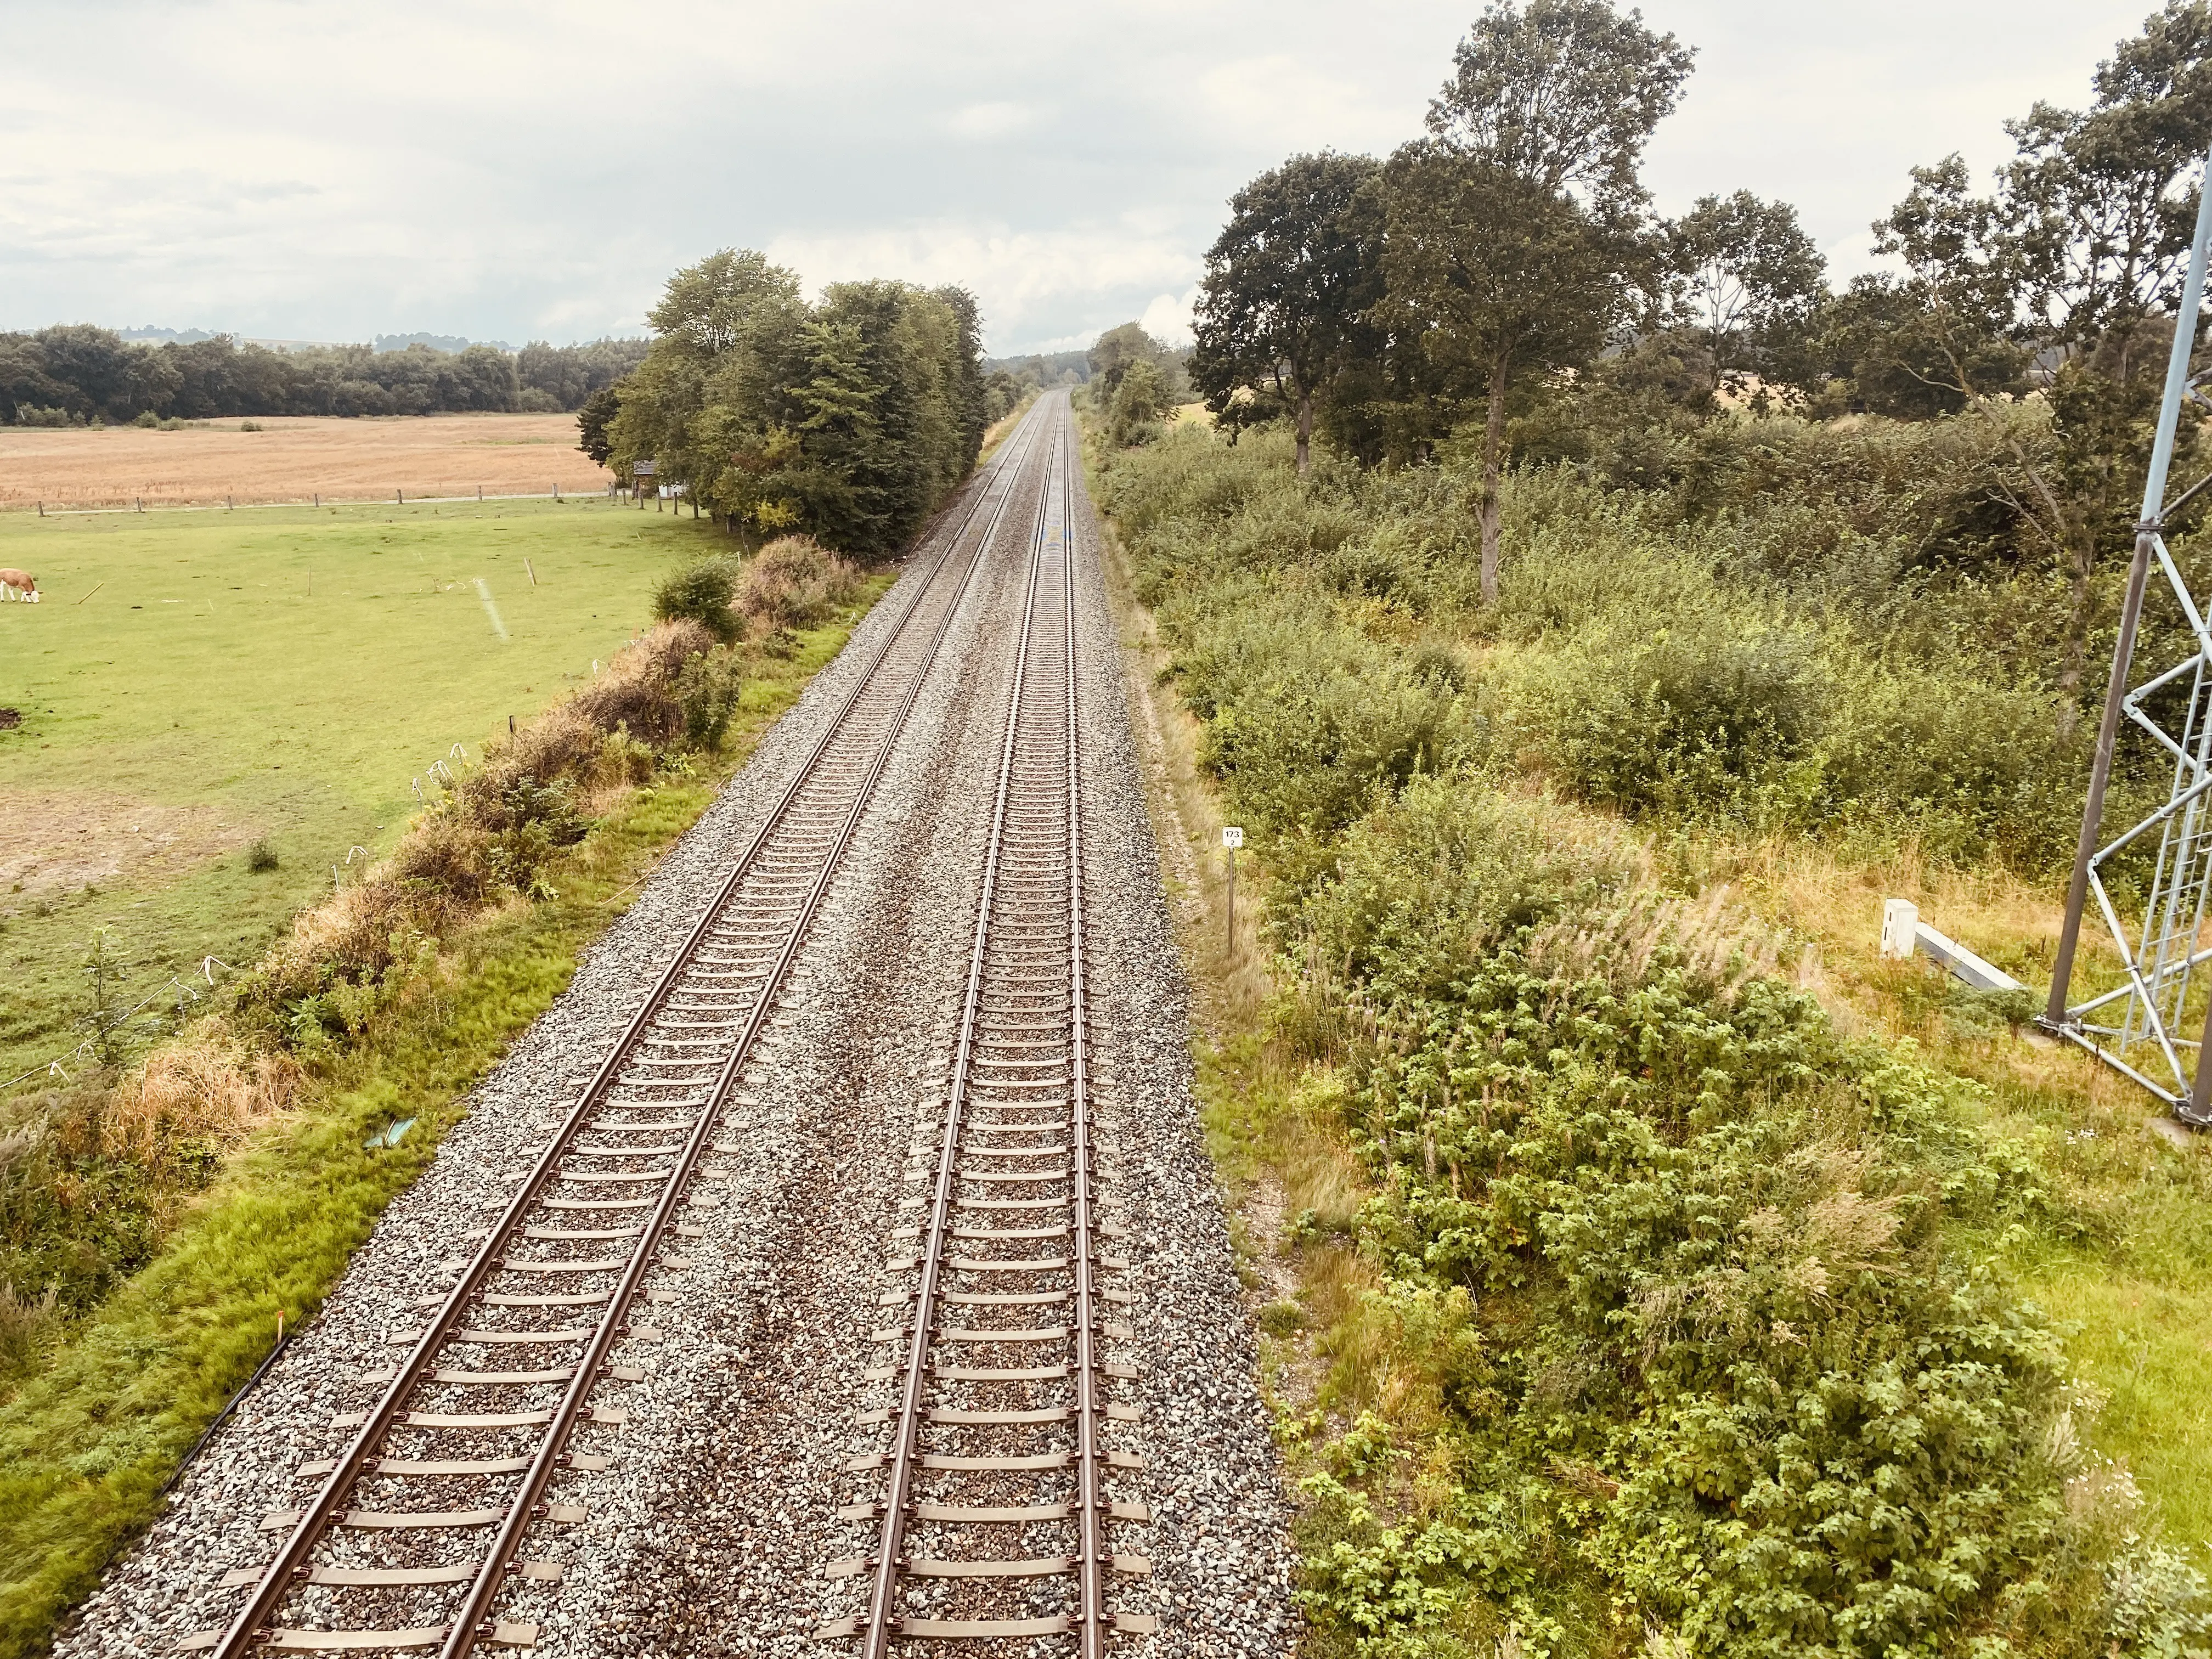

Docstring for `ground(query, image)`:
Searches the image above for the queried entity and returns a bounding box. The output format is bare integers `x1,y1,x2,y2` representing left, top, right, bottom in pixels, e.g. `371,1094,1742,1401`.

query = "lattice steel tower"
2046,142,2212,1124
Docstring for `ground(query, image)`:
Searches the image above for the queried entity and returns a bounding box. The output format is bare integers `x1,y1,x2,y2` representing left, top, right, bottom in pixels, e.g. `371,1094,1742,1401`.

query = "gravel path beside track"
57,396,1293,1659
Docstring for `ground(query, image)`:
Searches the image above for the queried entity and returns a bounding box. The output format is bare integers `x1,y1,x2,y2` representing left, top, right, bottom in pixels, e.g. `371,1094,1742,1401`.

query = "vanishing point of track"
815,402,1154,1653
182,400,1058,1658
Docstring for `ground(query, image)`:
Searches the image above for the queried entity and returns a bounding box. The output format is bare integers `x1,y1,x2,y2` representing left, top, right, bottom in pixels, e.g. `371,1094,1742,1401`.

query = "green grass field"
0,498,726,1089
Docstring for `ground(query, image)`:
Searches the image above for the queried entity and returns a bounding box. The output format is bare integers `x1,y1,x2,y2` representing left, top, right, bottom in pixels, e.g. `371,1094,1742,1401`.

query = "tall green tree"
608,249,810,526
1426,0,1694,209
1668,190,1827,400
1189,151,1384,474
607,252,986,556
1086,324,1185,400
1387,0,1692,604
1383,153,1629,601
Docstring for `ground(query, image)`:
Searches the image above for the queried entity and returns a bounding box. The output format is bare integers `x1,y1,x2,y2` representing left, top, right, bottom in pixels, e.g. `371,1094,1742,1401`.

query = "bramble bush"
1288,776,2209,1657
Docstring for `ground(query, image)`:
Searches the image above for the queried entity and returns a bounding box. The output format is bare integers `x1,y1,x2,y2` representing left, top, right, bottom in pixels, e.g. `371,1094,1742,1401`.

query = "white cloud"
765,223,1200,352
1138,286,1201,347
945,102,1037,140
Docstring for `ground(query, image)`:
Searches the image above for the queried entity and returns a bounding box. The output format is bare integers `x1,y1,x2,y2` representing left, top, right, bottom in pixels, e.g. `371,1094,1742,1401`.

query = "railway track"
817,400,1155,1652
177,399,1058,1659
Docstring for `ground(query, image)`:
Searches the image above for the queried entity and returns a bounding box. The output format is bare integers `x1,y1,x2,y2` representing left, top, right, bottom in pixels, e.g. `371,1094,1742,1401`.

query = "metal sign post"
1222,825,1244,950
2046,139,2212,1123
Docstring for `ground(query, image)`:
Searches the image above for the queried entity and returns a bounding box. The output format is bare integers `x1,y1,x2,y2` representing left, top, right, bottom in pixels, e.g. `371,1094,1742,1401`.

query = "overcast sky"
0,0,2163,356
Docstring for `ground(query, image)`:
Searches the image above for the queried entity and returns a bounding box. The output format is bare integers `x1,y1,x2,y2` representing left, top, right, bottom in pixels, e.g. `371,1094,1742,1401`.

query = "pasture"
0,413,615,511
0,495,724,1089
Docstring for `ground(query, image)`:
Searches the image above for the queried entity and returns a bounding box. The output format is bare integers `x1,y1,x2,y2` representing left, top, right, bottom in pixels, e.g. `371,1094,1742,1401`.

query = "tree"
576,385,620,465
1814,273,2022,419
1385,0,1692,605
1383,151,1630,601
1105,359,1173,447
1865,2,2212,719
1087,323,1185,399
1427,0,1695,211
1190,151,1384,473
1668,190,1827,400
608,252,986,555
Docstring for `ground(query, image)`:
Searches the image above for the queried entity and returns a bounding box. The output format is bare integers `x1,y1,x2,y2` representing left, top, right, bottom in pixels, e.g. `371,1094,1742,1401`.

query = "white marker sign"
1221,826,1244,849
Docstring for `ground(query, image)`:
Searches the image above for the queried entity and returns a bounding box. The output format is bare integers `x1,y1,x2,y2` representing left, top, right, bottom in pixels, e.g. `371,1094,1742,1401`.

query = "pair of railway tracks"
179,398,1060,1659
816,404,1153,1652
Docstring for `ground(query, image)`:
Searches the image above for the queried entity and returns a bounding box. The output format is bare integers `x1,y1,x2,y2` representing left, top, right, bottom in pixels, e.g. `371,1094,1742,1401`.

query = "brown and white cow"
0,568,36,602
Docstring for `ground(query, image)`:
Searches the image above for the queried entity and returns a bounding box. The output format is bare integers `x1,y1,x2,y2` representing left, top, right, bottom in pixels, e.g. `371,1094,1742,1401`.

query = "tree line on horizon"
1186,0,2212,687
0,327,647,425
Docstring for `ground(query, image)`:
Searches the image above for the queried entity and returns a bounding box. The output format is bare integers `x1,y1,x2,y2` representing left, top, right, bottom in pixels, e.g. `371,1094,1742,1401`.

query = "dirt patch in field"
0,792,257,901
0,413,615,511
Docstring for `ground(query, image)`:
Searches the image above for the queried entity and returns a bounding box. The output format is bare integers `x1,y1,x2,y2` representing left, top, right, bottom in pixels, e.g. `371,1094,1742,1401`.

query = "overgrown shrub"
675,647,746,750
1087,416,2208,1656
1107,359,1174,447
1282,777,2176,1656
1096,416,2100,872
653,560,741,644
736,535,862,634
1507,612,1822,822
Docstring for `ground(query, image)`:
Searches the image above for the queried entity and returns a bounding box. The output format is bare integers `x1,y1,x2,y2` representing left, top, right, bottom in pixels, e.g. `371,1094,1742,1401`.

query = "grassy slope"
1715,844,2212,1539
0,497,725,1086
1082,427,2212,1640
0,579,888,1656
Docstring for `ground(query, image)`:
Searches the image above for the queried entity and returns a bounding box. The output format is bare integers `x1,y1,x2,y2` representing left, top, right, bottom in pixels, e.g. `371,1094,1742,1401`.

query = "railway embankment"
1079,411,2212,1656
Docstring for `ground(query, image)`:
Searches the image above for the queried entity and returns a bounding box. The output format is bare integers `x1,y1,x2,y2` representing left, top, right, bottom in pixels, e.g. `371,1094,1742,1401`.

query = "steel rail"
862,408,1058,1659
845,392,1142,1653
202,402,1052,1659
1057,414,1106,1659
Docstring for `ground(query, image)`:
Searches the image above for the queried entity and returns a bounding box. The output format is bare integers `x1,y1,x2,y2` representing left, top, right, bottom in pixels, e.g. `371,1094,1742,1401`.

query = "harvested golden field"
0,413,616,510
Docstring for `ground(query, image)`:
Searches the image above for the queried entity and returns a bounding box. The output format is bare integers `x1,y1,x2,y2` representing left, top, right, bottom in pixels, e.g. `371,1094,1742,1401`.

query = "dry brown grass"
0,413,614,510
1701,834,2118,1084
100,1028,300,1167
735,537,862,635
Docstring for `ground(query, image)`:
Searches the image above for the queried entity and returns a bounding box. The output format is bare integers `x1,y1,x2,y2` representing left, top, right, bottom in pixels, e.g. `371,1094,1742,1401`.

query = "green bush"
1096,416,2101,872
1282,772,2154,1657
1107,359,1174,447
652,558,741,644
1085,415,2207,1656
1509,612,1821,821
674,646,745,750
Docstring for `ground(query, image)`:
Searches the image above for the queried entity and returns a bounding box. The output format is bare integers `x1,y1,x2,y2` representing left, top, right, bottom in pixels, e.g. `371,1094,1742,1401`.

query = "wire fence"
0,961,228,1096
9,484,638,520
